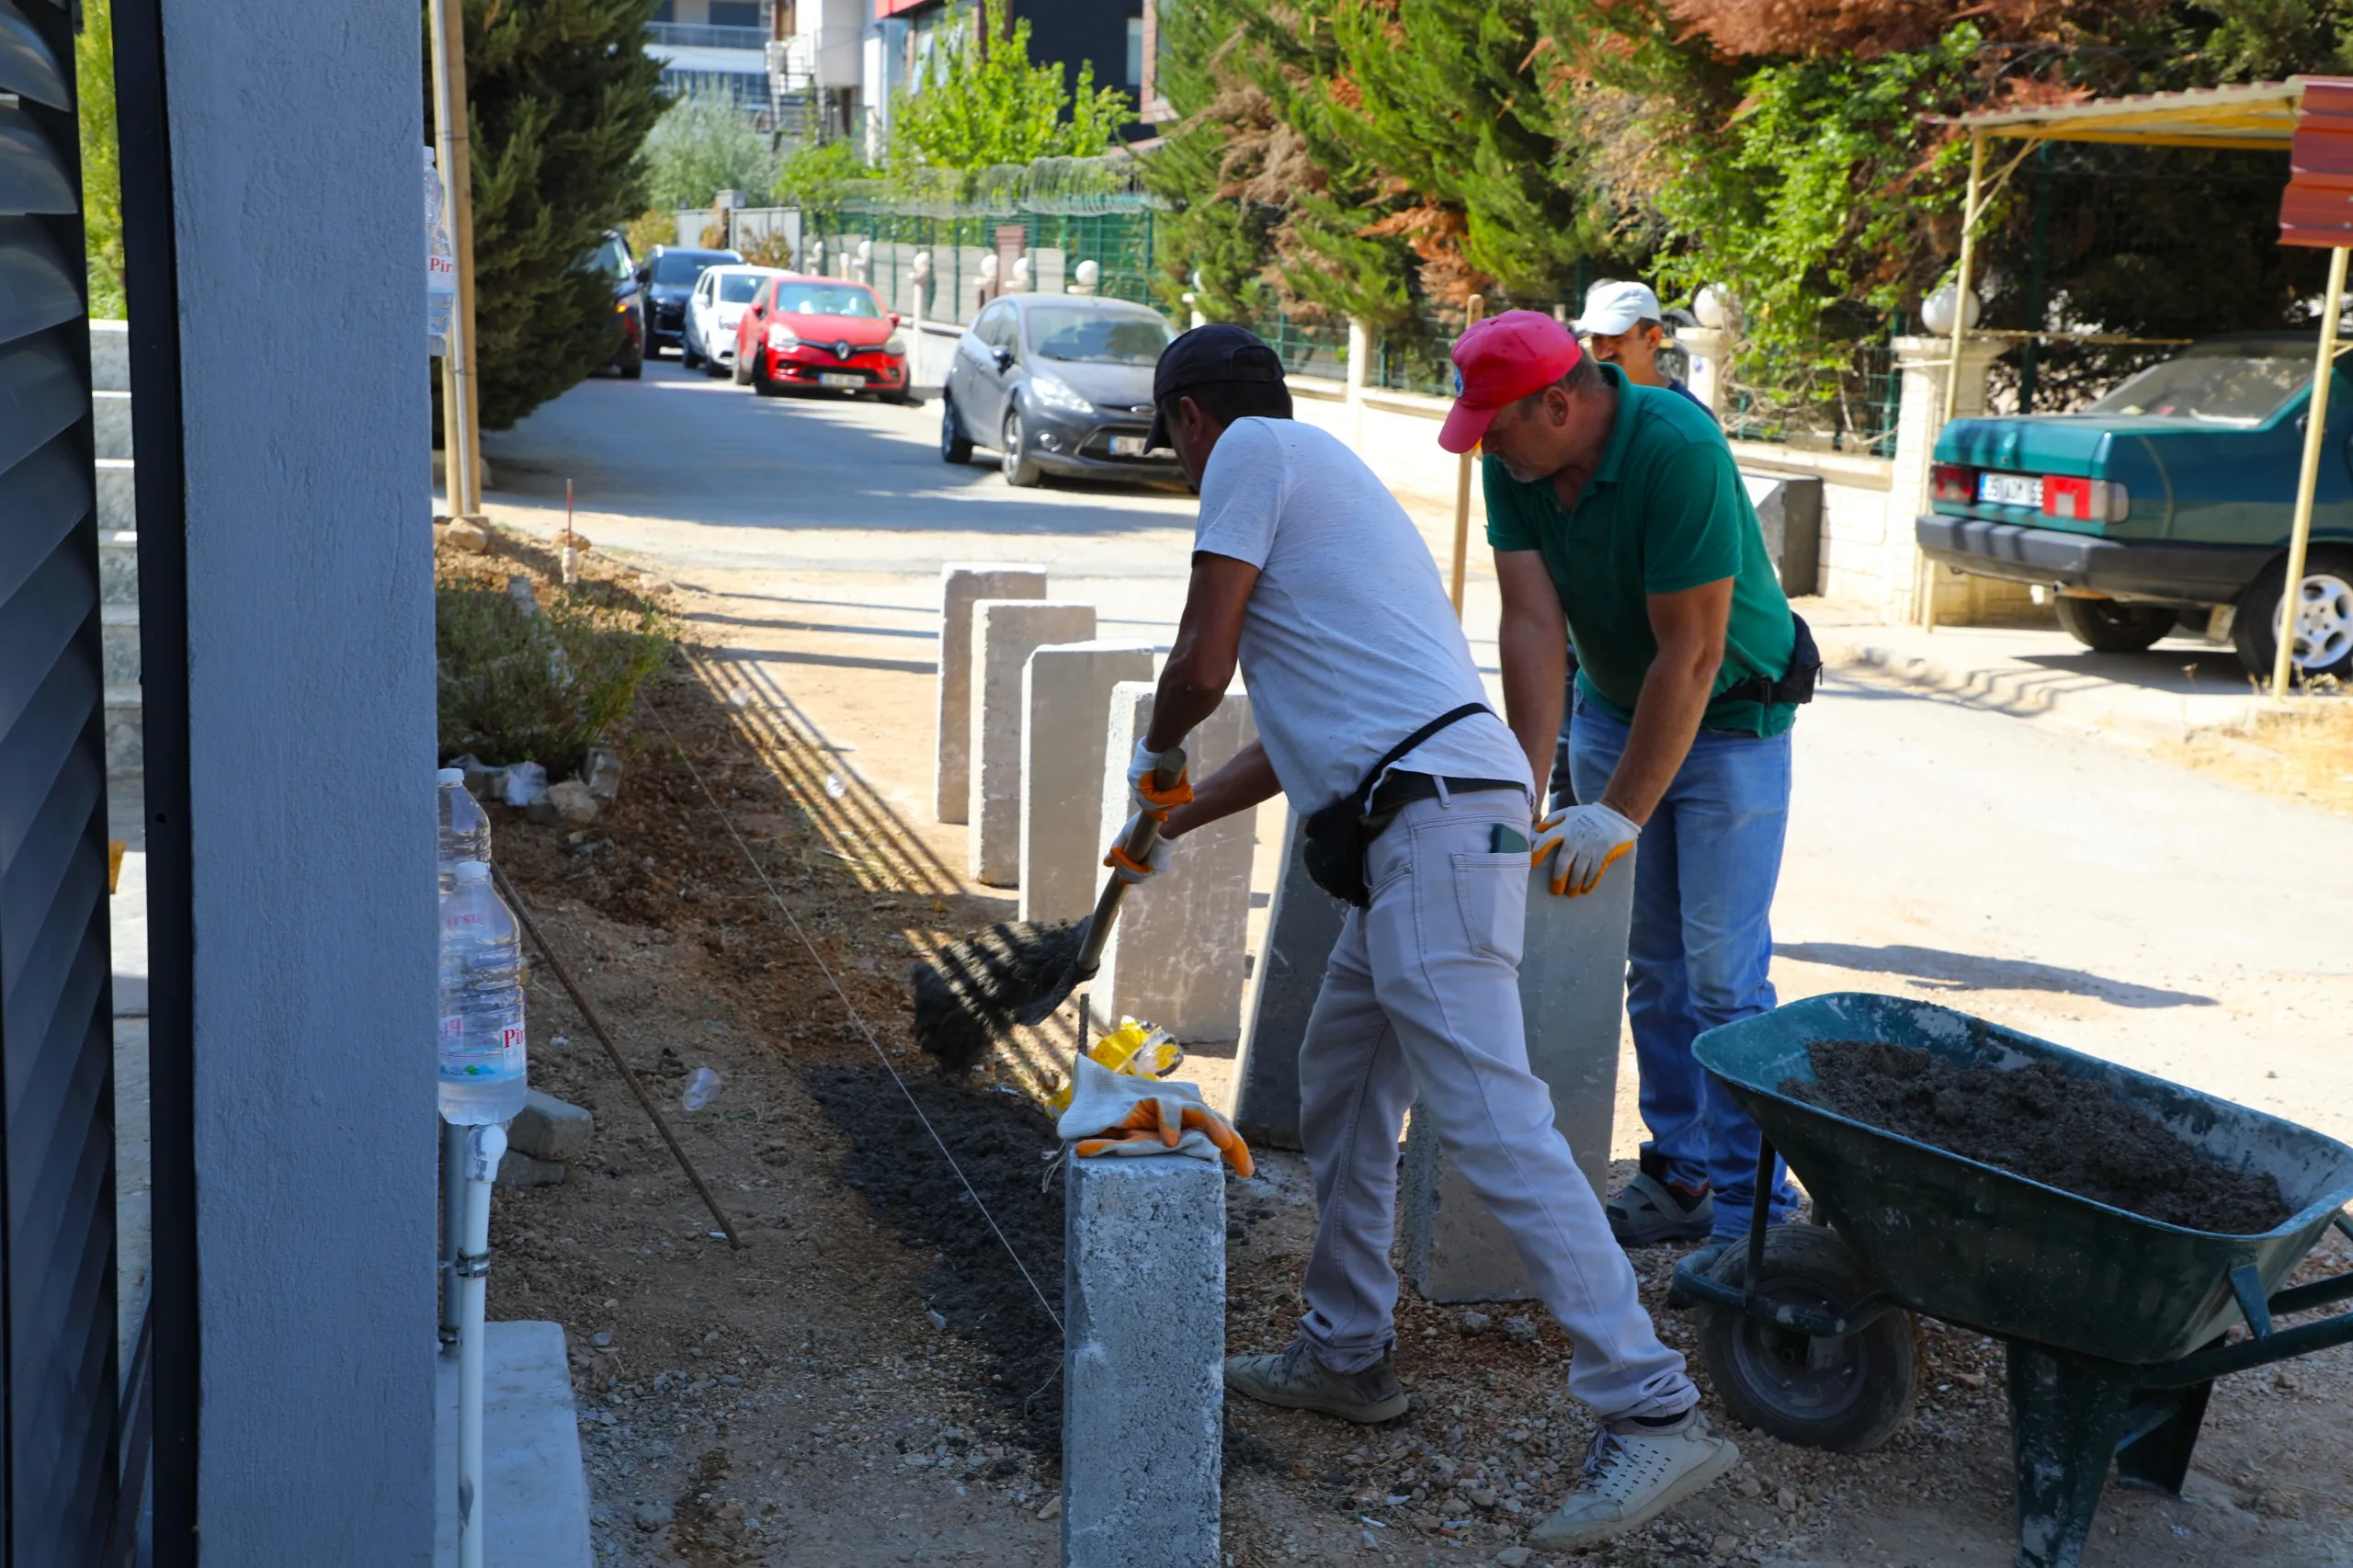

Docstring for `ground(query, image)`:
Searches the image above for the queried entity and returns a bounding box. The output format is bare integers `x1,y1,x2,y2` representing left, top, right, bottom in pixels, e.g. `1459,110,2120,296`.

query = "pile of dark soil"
1788,1040,2290,1233
801,1062,1067,1453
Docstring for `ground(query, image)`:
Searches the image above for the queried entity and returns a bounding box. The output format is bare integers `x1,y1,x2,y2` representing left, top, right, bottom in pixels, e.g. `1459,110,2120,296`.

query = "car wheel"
940,396,974,463
752,351,780,397
2052,597,2172,654
682,337,703,370
1001,407,1044,487
733,347,754,387
2232,543,2353,684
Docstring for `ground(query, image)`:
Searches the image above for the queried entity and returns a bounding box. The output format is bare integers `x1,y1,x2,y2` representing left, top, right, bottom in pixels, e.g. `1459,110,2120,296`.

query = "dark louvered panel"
0,0,119,1557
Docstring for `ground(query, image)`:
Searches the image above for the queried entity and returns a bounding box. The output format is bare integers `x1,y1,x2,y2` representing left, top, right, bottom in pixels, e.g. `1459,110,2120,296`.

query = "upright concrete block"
1231,810,1346,1150
934,563,1046,823
1091,685,1256,1041
1400,851,1634,1303
1019,640,1156,922
1063,1154,1223,1568
969,600,1097,884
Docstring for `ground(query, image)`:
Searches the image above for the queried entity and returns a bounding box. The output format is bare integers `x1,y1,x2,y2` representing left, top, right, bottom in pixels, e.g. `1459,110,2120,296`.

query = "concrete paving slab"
435,1322,593,1568
1090,685,1256,1042
1019,640,1156,922
1231,812,1344,1152
970,601,1097,884
1062,1153,1222,1568
1400,855,1632,1303
933,564,1045,824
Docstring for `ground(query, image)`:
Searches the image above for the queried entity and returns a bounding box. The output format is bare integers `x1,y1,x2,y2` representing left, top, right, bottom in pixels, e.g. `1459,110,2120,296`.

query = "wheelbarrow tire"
1697,1224,1920,1455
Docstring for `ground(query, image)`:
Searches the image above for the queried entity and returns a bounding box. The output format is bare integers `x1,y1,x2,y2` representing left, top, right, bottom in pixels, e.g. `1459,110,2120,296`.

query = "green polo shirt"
1483,363,1798,737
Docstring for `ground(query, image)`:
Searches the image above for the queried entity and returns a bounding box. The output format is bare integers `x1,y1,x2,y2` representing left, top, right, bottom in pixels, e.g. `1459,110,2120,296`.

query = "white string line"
649,674,1066,1337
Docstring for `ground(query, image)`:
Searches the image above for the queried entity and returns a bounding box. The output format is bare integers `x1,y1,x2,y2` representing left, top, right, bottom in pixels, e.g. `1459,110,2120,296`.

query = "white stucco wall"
164,0,438,1555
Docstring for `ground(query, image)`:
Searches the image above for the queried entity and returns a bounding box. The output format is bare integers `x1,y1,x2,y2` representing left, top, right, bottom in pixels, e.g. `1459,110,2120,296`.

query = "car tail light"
1930,462,1974,504
2041,476,2129,524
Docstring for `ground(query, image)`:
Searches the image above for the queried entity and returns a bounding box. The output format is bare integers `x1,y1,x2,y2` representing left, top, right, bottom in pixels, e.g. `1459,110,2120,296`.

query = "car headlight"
884,333,907,357
1031,373,1091,413
767,324,801,350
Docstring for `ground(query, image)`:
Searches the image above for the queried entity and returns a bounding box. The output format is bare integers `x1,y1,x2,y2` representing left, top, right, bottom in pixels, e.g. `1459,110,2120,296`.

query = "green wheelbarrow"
1671,993,2353,1568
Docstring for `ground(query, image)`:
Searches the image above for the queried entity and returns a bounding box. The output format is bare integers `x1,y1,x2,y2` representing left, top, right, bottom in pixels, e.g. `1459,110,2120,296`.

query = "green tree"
642,95,781,210
77,0,124,318
427,0,666,430
887,0,1131,180
772,137,873,211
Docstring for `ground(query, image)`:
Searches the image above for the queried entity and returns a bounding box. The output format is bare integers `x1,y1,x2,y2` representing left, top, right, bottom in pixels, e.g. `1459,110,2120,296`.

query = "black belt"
1365,771,1528,822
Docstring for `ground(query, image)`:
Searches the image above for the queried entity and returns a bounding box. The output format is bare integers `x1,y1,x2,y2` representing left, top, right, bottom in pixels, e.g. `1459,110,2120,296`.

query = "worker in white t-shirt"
1115,325,1736,1551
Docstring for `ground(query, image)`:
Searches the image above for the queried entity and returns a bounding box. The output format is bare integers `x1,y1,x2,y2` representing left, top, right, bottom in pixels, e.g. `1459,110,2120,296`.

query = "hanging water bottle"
426,147,458,357
439,860,528,1124
438,767,491,892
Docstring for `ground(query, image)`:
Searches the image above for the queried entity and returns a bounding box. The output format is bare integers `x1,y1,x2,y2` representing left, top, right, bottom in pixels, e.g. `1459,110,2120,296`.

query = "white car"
682,265,786,376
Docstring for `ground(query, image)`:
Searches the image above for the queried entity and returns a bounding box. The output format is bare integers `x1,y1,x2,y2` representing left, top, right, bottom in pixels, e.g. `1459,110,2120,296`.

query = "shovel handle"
1073,745,1186,979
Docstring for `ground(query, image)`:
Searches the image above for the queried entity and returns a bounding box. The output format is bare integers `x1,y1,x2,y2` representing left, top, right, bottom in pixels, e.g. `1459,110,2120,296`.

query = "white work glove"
1125,737,1193,817
1103,811,1175,884
1532,801,1639,897
1058,1056,1254,1176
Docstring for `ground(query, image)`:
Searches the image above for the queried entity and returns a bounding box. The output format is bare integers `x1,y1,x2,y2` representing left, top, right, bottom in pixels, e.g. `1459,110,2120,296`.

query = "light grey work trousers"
1293,789,1697,1423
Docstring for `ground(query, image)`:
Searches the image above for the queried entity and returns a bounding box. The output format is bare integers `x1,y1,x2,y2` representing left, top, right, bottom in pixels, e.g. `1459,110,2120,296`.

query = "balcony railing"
645,21,768,50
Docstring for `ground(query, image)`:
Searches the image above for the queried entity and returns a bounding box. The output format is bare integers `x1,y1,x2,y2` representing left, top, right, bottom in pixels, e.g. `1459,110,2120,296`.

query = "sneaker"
1223,1338,1410,1424
1608,1169,1716,1246
1527,1408,1739,1551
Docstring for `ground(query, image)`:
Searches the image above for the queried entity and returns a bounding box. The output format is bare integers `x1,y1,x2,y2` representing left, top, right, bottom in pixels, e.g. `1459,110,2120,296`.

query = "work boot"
1223,1337,1410,1424
1528,1406,1740,1551
1608,1170,1715,1246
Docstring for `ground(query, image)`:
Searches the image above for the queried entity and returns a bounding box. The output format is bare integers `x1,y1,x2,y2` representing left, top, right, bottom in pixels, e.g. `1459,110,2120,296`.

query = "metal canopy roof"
1926,78,2303,151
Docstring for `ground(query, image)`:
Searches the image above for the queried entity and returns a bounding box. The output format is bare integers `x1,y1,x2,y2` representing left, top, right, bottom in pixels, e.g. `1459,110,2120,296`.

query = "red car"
733,274,912,402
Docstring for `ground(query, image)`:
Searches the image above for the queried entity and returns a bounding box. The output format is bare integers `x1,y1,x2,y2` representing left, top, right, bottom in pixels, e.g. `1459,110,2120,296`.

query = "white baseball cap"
1572,280,1665,337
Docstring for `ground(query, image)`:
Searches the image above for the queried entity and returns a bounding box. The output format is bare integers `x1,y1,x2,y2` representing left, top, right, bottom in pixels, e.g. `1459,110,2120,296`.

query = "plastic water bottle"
426,147,458,357
439,860,528,1123
438,767,490,892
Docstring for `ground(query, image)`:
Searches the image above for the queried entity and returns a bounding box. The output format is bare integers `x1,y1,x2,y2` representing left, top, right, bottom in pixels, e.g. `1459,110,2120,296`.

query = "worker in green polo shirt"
1438,309,1816,1266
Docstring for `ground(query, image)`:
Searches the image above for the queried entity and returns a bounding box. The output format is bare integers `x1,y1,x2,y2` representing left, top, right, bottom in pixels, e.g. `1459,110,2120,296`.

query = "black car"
636,244,744,355
585,229,644,379
939,294,1181,487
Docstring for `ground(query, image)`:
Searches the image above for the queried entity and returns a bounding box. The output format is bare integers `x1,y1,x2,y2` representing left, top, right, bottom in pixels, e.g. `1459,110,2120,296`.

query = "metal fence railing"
1246,310,1348,381
645,21,768,49
1720,335,1903,457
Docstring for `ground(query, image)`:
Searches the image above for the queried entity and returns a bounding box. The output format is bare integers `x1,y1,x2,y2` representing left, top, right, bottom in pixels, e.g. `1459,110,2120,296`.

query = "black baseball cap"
1147,324,1288,448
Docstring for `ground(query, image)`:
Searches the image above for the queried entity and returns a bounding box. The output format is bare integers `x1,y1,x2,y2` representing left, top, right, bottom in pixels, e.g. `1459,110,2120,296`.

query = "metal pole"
428,0,484,518
1449,293,1486,617
454,1120,505,1568
1921,132,1988,630
2274,244,2348,699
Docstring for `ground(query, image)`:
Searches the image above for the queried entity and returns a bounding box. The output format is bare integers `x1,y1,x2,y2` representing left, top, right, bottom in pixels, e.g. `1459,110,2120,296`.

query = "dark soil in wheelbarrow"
1789,1040,2290,1233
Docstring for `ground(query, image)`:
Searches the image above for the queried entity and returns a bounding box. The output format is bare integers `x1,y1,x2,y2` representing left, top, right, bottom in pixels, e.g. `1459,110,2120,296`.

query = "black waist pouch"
1302,703,1489,907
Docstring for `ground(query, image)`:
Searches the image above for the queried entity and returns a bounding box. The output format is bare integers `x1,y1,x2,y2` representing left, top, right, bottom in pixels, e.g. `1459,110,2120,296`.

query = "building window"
708,0,758,25
1126,16,1144,86
651,0,675,18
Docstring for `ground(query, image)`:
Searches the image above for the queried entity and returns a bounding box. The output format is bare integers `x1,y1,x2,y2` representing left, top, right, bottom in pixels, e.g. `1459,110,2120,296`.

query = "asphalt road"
479,357,2353,1148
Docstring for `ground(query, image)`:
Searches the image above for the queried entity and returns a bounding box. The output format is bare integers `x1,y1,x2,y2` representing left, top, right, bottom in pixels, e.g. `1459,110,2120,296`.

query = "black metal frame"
105,0,197,1560
1675,1140,2353,1568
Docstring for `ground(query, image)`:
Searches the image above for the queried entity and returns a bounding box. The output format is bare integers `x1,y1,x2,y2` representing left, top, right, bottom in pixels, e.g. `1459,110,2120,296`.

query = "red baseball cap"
1438,310,1585,454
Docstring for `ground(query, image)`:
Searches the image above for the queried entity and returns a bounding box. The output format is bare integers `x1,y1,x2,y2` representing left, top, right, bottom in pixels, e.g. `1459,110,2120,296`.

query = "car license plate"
818,373,862,389
1109,435,1149,456
1978,472,2041,507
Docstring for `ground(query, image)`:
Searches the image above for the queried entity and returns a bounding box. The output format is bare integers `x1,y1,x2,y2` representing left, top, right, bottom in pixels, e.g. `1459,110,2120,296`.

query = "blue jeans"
1569,699,1800,1239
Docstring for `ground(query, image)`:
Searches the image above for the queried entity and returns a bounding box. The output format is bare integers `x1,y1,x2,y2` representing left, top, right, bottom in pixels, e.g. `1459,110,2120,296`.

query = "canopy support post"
2274,243,2347,699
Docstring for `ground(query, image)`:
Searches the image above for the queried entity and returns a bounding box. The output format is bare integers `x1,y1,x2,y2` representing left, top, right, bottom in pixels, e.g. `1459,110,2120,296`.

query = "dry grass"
2168,691,2353,817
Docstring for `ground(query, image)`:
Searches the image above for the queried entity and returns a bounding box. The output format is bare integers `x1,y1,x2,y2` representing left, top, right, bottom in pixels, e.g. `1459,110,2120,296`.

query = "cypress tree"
428,0,666,431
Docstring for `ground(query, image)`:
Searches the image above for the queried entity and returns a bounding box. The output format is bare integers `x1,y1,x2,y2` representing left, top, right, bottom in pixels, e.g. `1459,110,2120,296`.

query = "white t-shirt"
1193,418,1531,809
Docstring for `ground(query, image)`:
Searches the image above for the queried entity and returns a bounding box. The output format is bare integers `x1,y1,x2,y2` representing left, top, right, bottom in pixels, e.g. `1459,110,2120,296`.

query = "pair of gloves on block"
1106,736,1639,899
1057,1055,1254,1178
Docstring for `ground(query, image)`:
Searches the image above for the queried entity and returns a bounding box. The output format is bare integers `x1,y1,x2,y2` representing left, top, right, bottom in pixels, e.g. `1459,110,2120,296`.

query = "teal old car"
1916,334,2353,680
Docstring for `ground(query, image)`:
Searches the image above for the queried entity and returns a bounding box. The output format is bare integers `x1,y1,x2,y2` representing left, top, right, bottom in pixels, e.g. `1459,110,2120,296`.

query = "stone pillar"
1889,335,2020,624
1091,684,1256,1041
1677,324,1732,422
1345,317,1372,450
1019,640,1156,923
934,564,1045,824
1400,854,1634,1304
969,600,1096,885
1231,811,1345,1151
1062,1153,1223,1568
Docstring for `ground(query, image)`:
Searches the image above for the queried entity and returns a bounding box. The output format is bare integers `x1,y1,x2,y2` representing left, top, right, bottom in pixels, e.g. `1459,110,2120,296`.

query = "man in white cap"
1574,279,1707,415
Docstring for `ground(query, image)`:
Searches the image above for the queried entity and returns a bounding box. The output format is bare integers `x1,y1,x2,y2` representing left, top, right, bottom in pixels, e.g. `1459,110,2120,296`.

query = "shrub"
436,575,676,779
